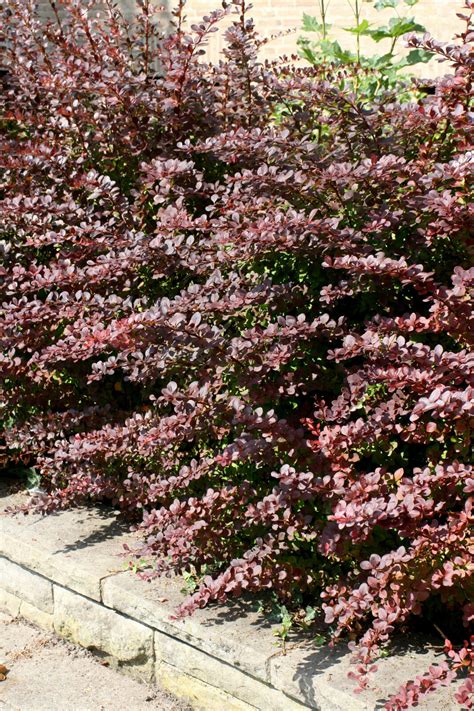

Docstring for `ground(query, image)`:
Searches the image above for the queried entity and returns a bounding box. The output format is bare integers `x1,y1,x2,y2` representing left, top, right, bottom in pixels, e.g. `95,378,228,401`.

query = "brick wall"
31,0,462,77
183,0,462,77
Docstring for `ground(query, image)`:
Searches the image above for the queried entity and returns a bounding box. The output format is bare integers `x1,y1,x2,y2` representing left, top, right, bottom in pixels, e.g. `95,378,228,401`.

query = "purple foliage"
0,1,473,707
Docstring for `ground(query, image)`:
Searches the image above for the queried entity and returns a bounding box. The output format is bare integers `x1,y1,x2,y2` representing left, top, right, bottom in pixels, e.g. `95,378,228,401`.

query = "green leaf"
374,0,398,9
314,634,327,646
298,42,320,65
372,51,396,67
320,39,356,63
343,19,372,36
403,48,434,65
366,27,392,41
404,0,419,6
302,14,324,33
367,17,425,41
14,466,41,490
387,16,425,36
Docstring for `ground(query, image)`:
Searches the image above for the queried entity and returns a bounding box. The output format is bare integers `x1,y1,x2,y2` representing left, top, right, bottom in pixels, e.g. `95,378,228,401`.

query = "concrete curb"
0,487,460,711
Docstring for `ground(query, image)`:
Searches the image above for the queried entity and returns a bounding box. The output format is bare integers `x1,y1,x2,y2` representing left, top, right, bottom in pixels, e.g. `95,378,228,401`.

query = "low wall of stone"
0,485,459,711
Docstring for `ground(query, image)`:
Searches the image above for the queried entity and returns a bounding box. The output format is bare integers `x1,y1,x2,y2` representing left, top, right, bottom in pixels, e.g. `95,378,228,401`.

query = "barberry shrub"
0,0,472,707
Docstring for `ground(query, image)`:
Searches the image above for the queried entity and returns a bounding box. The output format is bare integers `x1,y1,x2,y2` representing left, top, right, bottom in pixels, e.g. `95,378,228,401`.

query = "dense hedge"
0,1,473,707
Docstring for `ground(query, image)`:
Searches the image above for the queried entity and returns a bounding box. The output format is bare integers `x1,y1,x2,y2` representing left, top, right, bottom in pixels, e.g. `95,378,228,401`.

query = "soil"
0,611,193,711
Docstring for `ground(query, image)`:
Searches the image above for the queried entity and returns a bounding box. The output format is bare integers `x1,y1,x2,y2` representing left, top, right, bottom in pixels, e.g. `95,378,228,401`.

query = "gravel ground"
0,611,193,711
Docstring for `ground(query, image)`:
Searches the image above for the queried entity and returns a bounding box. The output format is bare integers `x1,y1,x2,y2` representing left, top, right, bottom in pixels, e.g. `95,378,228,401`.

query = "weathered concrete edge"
0,554,320,711
0,528,117,601
0,493,462,711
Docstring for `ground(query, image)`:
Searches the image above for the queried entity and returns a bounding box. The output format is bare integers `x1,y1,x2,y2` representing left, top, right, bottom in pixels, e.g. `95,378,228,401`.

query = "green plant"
180,565,212,596
129,558,149,575
299,0,432,97
272,604,294,655
181,570,200,595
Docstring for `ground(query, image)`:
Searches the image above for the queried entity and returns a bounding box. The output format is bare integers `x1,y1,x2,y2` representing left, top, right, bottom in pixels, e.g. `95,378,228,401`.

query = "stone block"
0,495,132,600
0,557,53,613
155,660,257,711
19,601,54,631
53,585,154,681
154,631,306,711
269,644,367,711
269,641,461,711
102,571,275,683
1,484,461,711
0,588,21,617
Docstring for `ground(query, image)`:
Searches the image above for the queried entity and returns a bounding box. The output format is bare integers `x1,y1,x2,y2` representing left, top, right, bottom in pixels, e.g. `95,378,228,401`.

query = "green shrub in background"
299,0,433,97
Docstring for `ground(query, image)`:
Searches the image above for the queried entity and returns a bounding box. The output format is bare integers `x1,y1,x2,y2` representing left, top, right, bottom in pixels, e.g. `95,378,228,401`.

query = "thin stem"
433,623,449,642
142,0,151,79
319,0,330,39
354,0,361,64
346,0,361,62
48,0,64,38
